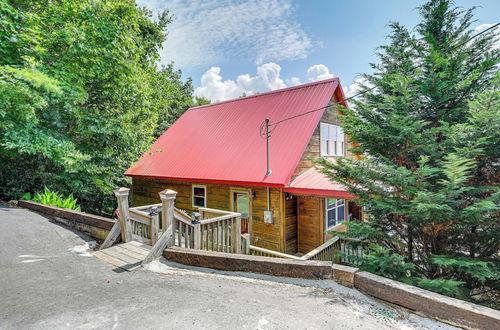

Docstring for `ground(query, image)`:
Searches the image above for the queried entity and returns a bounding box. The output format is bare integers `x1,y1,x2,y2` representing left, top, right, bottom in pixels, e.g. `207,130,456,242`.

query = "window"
326,198,345,229
320,122,345,156
192,185,206,208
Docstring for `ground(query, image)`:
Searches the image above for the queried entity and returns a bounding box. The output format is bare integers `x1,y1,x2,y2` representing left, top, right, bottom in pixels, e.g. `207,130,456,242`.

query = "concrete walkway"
0,207,457,330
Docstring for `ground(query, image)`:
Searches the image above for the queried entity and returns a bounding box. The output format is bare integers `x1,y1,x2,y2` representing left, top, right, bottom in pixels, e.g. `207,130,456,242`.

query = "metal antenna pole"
265,118,272,176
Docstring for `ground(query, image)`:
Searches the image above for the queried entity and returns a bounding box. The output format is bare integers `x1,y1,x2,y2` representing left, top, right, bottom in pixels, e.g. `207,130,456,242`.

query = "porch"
284,167,363,254
130,167,362,256
97,187,365,271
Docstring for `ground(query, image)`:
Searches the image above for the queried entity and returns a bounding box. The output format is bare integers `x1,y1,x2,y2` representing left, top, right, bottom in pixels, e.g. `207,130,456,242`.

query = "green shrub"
21,187,81,211
409,278,468,300
342,244,415,280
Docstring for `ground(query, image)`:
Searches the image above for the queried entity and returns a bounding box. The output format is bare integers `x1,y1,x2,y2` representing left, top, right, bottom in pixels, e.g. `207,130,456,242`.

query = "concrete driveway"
0,207,456,330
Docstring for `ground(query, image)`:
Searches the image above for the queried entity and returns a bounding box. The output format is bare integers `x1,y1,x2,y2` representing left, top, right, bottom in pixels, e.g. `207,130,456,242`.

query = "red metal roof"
284,168,355,198
126,78,343,187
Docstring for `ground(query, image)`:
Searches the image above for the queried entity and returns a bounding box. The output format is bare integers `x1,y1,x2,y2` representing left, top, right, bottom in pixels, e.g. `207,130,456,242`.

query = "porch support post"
150,207,160,245
159,189,177,247
193,224,201,249
242,233,250,254
233,215,242,254
114,187,132,242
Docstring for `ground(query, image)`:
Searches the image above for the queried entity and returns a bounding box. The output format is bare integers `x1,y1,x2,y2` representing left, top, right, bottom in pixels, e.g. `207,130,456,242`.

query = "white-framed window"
320,122,345,156
192,185,206,208
325,198,345,229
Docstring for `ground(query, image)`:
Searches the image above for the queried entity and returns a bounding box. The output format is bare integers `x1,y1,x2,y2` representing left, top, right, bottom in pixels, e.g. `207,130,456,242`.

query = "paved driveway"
0,207,456,329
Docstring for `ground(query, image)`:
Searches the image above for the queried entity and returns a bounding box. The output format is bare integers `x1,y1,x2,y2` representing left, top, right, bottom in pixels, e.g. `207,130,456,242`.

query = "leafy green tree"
319,0,499,307
0,0,196,214
152,64,210,138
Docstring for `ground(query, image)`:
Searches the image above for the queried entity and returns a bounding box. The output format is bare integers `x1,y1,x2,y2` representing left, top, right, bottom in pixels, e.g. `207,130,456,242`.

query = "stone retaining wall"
354,271,500,330
164,246,333,279
163,246,500,330
18,200,115,240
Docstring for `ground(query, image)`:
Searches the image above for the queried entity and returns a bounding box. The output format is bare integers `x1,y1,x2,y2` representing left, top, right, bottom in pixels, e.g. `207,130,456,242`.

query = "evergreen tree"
318,0,499,307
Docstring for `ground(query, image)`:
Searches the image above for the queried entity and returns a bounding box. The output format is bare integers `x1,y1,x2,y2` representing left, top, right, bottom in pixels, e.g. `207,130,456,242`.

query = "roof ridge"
188,77,339,112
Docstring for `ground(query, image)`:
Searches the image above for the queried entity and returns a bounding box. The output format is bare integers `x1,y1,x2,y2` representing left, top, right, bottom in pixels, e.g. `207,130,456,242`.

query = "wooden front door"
232,190,250,234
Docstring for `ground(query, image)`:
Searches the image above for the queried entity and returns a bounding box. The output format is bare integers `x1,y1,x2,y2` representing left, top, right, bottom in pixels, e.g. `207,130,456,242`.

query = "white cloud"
475,23,494,32
474,23,499,50
237,63,286,94
194,67,241,101
138,0,313,68
306,64,333,82
286,77,302,86
195,62,286,101
195,63,336,102
345,77,373,99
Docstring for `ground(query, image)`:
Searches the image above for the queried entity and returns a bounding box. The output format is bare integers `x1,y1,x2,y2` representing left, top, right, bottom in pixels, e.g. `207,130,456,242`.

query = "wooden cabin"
126,78,361,255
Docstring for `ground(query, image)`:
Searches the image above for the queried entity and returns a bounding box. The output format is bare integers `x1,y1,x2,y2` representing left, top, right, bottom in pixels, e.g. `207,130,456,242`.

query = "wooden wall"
284,194,298,254
291,93,350,179
297,196,325,254
131,178,286,252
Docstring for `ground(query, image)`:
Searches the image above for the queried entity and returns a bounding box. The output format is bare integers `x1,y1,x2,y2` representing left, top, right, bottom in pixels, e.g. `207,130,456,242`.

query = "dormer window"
320,122,345,156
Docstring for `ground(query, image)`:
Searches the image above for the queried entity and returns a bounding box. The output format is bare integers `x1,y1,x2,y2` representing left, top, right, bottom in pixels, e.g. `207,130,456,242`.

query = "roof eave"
126,174,285,188
283,187,357,199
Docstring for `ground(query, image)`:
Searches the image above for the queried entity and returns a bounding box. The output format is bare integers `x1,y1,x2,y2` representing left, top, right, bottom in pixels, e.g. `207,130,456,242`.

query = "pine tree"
318,0,499,307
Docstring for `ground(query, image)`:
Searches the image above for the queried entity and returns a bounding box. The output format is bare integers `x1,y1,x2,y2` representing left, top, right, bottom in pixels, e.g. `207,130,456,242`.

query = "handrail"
301,236,340,260
174,211,194,226
131,203,162,210
174,207,191,220
128,212,151,225
143,225,173,264
246,236,345,262
248,245,303,260
130,203,162,215
129,208,152,220
197,207,234,215
199,212,241,225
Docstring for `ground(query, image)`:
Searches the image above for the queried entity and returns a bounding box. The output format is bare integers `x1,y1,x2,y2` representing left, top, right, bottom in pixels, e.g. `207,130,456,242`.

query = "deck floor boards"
93,242,151,271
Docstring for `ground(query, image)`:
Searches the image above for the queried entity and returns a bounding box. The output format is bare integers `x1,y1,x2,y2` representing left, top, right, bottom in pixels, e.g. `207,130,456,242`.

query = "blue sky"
138,0,500,101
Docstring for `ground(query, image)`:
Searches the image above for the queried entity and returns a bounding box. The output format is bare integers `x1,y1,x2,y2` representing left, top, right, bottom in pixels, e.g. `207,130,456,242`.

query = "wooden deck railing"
172,208,195,248
171,207,242,253
242,235,365,265
301,236,341,262
249,245,303,260
128,204,162,245
338,237,365,265
110,187,364,265
198,207,233,219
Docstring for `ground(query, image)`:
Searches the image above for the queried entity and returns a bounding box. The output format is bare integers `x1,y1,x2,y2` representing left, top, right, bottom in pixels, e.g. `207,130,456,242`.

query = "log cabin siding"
291,95,345,179
131,178,285,252
284,194,298,254
297,196,325,254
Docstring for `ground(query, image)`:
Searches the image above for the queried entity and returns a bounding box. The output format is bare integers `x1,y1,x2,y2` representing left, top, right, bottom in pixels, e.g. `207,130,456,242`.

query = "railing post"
150,207,160,245
193,223,201,249
159,189,177,247
334,239,341,264
114,187,132,242
234,215,242,254
242,233,250,255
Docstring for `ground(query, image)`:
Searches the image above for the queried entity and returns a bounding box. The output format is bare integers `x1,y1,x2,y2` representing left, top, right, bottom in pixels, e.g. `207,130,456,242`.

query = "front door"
232,191,250,234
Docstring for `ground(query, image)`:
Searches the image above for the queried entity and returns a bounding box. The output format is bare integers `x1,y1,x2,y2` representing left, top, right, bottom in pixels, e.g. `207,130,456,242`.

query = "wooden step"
93,241,151,271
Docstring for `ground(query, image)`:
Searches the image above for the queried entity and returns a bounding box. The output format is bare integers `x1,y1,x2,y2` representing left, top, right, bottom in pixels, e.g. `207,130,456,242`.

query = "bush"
343,245,415,280
21,187,81,211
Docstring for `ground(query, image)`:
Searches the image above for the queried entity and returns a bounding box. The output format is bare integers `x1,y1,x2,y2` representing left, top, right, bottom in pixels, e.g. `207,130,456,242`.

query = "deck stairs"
93,241,151,271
